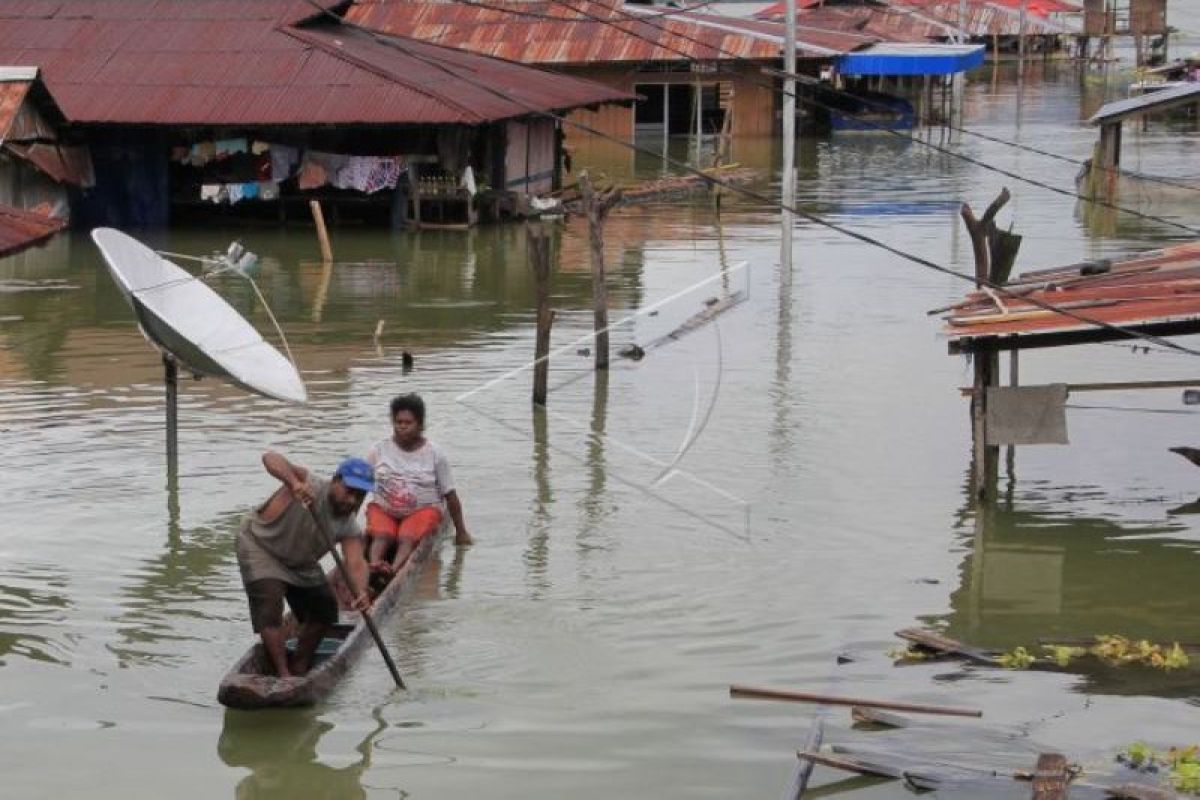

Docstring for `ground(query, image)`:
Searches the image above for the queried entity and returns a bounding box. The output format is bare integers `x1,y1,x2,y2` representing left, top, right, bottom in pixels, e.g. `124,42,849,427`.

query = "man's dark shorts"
245,579,338,632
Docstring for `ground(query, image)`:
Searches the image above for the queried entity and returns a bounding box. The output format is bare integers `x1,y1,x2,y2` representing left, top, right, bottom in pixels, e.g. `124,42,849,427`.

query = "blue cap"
335,457,375,493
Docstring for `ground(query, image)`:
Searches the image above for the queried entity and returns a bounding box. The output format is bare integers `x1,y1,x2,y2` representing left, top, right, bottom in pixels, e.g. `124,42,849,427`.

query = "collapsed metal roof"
0,0,633,126
941,241,1200,352
0,203,66,258
1089,83,1200,126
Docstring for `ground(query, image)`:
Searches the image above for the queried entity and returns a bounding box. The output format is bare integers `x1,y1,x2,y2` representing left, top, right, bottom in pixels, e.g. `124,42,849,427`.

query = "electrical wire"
535,0,1200,234
420,0,1200,232
298,0,1200,359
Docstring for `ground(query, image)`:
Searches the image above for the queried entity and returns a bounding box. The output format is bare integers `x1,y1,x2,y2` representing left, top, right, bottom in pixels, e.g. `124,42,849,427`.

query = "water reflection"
937,481,1200,697
108,508,244,668
218,708,383,800
524,405,552,599
0,564,72,666
578,368,614,558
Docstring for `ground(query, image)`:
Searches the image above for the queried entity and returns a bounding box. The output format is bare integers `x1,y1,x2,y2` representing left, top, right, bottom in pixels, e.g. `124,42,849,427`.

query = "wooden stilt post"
1006,343,1019,484
580,172,622,372
309,200,334,263
961,188,1011,502
164,353,179,470
1018,0,1028,61
528,223,553,406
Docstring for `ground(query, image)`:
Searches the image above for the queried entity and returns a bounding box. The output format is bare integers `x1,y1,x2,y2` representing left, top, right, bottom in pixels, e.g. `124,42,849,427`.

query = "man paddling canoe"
236,452,374,678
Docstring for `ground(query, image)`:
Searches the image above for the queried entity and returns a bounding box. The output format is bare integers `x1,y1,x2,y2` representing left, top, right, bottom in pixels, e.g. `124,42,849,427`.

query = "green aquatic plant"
998,646,1035,669
1118,741,1158,769
1041,644,1086,667
1092,635,1190,671
1115,743,1200,795
886,646,932,662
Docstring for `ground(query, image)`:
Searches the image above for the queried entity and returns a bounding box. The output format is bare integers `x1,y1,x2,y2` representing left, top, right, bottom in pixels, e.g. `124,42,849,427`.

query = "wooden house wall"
504,117,557,195
560,62,783,141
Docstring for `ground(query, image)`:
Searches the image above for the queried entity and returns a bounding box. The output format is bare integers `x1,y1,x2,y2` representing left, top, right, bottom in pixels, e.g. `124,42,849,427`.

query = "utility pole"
781,0,796,271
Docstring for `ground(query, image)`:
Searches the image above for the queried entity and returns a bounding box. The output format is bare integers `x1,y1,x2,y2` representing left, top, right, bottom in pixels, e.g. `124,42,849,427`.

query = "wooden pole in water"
581,172,622,371
528,223,553,405
790,717,824,799
309,200,334,263
780,0,796,272
1018,0,1028,61
961,189,1010,502
730,684,983,718
164,353,178,469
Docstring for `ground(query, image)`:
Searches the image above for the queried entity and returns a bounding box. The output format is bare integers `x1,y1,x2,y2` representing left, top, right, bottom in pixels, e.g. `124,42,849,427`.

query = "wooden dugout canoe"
217,524,445,709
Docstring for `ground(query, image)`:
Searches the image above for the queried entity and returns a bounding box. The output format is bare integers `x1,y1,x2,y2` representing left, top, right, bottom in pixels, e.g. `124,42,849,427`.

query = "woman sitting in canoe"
365,393,473,582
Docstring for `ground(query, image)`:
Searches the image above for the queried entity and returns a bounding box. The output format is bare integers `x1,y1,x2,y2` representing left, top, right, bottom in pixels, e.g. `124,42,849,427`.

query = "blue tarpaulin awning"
837,44,987,76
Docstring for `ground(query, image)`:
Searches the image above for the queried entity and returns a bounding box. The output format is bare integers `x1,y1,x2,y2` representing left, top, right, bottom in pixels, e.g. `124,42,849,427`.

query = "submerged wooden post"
528,223,553,405
1031,753,1069,799
1006,344,1019,483
309,200,333,263
961,189,1011,501
580,172,621,371
164,354,179,469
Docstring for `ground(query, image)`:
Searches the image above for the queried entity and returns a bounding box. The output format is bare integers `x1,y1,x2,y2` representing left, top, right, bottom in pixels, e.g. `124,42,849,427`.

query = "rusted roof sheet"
4,142,95,186
0,0,632,125
0,202,66,258
884,0,1077,36
0,82,32,142
346,0,795,63
664,12,886,53
940,241,1200,346
795,6,957,41
763,0,1084,22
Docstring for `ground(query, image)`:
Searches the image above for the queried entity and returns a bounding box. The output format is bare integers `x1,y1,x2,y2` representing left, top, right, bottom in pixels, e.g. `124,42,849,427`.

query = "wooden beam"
949,317,1200,353
730,685,983,718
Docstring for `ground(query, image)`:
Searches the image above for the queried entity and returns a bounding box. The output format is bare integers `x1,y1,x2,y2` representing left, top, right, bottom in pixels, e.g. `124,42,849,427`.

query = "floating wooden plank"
831,744,1033,781
1031,752,1070,800
789,718,824,800
730,684,983,718
895,628,1002,667
795,750,907,780
850,706,913,729
641,290,748,352
1104,784,1176,799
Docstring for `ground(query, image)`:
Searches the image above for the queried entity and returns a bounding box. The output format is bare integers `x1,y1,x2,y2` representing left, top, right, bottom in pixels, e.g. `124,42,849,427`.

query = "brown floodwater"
2,42,1200,799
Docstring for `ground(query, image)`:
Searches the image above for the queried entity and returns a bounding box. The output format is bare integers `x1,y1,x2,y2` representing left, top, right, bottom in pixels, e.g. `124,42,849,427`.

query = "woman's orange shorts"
365,503,443,543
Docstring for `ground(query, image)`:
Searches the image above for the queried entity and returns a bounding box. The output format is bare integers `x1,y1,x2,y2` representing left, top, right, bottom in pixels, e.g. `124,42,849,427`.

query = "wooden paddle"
308,506,406,690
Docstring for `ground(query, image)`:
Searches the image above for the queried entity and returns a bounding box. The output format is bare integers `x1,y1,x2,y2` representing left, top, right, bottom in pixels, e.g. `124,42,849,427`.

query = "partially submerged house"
0,0,633,228
0,67,86,256
1081,0,1168,64
349,0,990,140
348,0,792,139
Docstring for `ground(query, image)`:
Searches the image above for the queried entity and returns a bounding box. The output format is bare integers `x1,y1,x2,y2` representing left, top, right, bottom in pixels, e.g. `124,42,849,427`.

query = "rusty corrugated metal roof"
941,241,1200,344
0,82,32,143
884,0,1077,36
674,11,887,53
0,202,65,258
0,0,632,126
346,0,795,63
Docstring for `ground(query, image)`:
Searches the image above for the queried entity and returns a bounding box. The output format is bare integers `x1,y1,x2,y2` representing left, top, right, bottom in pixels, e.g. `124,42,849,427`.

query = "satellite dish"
92,228,306,403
